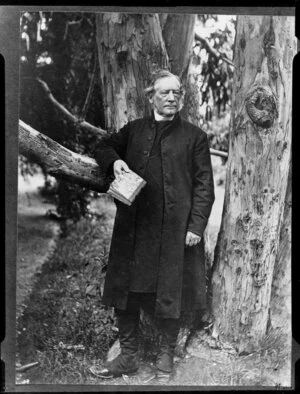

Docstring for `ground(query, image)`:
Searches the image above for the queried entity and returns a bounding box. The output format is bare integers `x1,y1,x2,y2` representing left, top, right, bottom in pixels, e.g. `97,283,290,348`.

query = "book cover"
107,170,146,206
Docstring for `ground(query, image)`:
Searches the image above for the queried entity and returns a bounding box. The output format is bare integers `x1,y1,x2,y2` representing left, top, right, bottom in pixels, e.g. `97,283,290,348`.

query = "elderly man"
94,69,215,378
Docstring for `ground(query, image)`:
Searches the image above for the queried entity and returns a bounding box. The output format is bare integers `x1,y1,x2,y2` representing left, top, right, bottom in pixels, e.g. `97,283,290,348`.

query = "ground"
15,158,291,388
17,171,60,320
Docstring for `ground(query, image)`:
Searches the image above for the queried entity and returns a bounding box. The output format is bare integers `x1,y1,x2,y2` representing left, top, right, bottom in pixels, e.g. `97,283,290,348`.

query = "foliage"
18,155,40,179
193,15,235,155
55,181,91,222
205,111,230,163
20,11,104,219
195,15,236,117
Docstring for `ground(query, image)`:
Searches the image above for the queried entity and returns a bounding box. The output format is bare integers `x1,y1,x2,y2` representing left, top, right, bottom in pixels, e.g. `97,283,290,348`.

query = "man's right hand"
113,160,130,178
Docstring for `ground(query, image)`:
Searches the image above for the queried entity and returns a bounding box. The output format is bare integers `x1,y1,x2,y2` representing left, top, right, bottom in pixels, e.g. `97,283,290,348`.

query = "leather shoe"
90,366,114,379
90,354,138,378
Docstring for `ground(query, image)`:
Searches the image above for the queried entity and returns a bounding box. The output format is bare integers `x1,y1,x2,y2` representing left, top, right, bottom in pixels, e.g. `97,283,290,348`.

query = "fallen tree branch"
36,78,107,137
19,120,109,193
210,148,228,158
16,362,40,373
194,33,234,68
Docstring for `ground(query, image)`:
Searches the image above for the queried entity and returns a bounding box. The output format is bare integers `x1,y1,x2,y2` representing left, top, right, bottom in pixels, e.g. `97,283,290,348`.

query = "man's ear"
148,96,154,105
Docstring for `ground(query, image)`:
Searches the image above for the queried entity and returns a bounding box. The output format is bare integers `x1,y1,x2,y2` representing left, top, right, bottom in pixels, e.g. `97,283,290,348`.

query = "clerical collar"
153,111,175,122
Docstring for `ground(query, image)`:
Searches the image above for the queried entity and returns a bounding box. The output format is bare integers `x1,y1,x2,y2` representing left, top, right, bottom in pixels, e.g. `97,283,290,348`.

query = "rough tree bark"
269,161,291,331
210,15,295,353
95,13,168,133
19,120,108,192
180,55,204,132
161,14,204,126
161,14,196,77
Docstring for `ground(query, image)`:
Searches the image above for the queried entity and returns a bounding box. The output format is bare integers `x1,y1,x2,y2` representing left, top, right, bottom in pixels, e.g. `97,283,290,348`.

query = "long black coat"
94,113,215,319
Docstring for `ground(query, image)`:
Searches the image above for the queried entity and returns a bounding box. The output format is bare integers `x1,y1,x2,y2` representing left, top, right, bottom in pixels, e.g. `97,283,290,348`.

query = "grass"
17,190,60,319
174,326,291,387
17,197,118,384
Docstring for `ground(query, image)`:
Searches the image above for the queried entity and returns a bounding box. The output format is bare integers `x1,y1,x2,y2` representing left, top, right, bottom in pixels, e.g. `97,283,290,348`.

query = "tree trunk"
161,14,203,126
210,15,295,353
161,14,196,77
269,161,291,331
95,13,168,133
180,55,203,128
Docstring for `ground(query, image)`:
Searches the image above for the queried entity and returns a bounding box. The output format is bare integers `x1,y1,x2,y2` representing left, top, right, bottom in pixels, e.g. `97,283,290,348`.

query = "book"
107,170,146,206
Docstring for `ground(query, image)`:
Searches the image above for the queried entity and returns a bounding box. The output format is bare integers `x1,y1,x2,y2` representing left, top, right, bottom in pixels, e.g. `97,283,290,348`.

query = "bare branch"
194,33,234,68
36,78,107,137
210,148,228,158
64,18,84,40
16,362,39,373
68,19,83,26
80,54,97,120
63,22,69,41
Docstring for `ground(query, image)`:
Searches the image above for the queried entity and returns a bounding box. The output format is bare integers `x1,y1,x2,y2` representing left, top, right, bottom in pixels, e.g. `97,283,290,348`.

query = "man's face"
149,76,182,118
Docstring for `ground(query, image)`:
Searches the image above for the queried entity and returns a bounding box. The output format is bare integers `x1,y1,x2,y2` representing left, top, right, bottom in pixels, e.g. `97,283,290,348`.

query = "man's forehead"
154,76,180,91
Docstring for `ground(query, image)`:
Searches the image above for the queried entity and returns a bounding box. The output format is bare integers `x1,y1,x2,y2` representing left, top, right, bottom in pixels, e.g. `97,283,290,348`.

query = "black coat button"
147,136,153,141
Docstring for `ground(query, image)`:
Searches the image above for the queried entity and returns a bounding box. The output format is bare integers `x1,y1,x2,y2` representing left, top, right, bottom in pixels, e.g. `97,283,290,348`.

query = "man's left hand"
185,231,201,247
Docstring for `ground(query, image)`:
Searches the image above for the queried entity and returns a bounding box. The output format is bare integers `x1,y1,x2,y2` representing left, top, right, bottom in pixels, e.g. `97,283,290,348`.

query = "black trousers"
117,292,156,315
116,292,180,325
115,292,180,357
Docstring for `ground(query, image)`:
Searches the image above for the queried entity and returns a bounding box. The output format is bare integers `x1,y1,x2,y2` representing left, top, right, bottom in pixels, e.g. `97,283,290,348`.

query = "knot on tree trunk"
245,86,278,128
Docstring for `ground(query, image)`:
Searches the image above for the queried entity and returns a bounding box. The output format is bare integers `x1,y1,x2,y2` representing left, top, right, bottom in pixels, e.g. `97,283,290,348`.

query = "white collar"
153,110,175,121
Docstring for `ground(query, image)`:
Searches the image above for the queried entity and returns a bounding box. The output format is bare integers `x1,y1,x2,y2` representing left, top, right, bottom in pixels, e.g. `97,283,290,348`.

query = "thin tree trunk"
210,15,295,354
180,54,203,126
161,14,196,77
95,13,168,133
161,14,202,125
